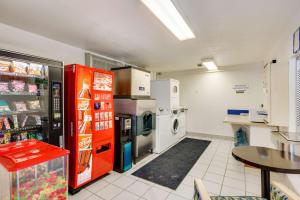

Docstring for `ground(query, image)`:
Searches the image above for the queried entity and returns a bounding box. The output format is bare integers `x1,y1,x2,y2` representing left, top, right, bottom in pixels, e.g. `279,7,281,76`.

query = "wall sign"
293,27,300,54
233,84,248,94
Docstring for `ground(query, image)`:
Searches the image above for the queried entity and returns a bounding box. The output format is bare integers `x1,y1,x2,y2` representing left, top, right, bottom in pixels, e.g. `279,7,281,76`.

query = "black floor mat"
132,138,211,190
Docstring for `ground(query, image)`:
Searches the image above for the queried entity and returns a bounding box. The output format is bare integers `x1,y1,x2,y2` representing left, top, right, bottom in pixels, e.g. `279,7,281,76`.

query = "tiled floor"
69,135,288,200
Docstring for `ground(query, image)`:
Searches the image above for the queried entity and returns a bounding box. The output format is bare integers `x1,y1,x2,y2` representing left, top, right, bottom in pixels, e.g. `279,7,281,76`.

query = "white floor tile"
188,167,206,178
223,177,245,191
220,185,245,196
112,175,136,189
207,166,226,176
166,193,188,200
127,181,151,196
202,180,222,195
136,177,155,186
103,172,122,183
192,163,209,171
69,189,93,200
86,195,104,200
172,184,194,199
96,184,122,200
210,160,227,169
153,184,173,192
246,182,261,195
86,179,109,193
112,190,139,200
203,172,224,184
245,173,261,184
143,187,170,200
182,175,197,186
225,169,245,181
226,164,245,173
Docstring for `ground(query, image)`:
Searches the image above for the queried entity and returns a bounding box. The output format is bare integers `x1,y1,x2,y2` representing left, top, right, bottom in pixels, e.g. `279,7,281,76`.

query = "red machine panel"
64,64,114,192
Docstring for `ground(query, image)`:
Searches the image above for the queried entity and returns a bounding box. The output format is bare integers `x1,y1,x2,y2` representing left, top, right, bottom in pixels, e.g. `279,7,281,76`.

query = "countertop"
223,115,268,126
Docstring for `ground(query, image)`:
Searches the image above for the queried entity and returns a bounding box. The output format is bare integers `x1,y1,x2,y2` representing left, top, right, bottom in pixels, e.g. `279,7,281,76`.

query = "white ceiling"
0,0,299,72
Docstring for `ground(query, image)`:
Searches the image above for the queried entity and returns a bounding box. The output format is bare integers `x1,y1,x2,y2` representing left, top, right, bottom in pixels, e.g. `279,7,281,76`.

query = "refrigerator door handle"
70,121,73,137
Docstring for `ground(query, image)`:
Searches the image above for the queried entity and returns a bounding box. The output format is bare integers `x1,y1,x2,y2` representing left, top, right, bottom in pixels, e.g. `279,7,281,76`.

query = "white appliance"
154,114,173,153
151,79,180,115
112,66,151,98
151,79,186,153
177,108,187,139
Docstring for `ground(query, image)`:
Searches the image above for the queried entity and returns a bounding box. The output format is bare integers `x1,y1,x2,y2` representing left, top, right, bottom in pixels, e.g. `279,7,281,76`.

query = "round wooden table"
232,146,300,200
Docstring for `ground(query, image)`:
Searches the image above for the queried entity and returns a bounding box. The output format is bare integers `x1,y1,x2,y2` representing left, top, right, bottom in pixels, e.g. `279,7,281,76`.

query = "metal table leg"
261,169,270,200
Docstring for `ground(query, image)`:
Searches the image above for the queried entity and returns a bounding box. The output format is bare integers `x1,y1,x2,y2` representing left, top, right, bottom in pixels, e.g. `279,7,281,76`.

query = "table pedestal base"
261,169,270,200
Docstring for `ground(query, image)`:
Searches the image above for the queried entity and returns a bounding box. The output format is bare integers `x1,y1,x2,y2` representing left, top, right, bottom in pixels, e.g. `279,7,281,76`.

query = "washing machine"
177,108,187,139
153,114,173,153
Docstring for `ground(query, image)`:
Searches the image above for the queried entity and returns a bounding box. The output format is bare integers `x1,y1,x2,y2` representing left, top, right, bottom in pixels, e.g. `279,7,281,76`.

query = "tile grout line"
219,143,230,196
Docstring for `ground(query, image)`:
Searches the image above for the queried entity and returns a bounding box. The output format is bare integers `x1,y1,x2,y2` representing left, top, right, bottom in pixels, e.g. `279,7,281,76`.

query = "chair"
194,179,300,200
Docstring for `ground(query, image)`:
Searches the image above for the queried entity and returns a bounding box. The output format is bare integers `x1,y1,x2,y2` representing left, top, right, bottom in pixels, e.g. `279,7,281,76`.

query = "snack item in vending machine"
33,115,42,125
27,100,41,110
11,133,22,142
10,61,28,74
109,112,112,120
10,80,25,92
0,133,4,144
0,59,11,72
12,101,27,111
3,132,11,144
0,81,10,92
0,116,11,130
0,100,10,112
78,150,92,174
27,83,38,93
12,115,18,129
27,63,43,76
35,132,44,141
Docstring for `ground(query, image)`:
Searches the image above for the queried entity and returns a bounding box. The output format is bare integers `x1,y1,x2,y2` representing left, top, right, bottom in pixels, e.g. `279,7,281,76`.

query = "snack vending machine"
64,64,114,193
0,49,64,147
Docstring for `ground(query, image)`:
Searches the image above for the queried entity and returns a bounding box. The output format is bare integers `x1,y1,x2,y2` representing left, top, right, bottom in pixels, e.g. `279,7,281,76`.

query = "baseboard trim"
186,132,234,141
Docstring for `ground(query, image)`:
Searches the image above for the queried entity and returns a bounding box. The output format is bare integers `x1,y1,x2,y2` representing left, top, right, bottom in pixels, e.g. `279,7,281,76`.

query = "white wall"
265,11,300,127
0,23,85,64
158,65,264,137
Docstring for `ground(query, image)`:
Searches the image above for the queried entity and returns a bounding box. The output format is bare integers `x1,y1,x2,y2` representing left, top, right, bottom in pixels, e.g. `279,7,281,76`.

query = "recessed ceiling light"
202,59,218,71
140,0,195,41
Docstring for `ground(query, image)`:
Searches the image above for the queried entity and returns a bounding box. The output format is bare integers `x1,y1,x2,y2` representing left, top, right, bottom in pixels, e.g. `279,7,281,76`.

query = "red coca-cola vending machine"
64,64,114,193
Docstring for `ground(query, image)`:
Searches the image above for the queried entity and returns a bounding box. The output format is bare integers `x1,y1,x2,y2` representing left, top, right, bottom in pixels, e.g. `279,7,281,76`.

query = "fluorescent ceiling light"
202,60,218,71
141,0,195,41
